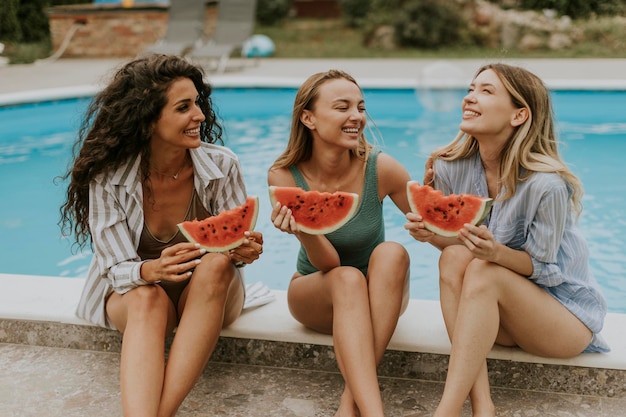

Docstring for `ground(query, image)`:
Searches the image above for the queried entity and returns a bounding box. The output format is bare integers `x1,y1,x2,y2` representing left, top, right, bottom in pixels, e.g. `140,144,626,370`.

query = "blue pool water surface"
1,88,625,313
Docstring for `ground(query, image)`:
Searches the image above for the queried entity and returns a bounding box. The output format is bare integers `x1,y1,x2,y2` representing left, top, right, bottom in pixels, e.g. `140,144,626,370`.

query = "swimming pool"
1,88,625,313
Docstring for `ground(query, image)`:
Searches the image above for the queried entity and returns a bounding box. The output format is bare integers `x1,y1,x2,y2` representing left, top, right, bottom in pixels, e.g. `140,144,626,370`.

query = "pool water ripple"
1,89,625,313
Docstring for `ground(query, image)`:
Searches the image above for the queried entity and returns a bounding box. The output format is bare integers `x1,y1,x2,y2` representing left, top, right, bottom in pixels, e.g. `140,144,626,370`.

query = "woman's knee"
372,241,409,266
461,259,500,297
329,266,368,298
192,252,235,294
439,245,471,288
369,242,410,284
126,285,169,309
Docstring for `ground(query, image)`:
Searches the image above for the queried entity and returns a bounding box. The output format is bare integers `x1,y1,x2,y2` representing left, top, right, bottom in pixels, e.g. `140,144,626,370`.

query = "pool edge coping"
1,273,625,373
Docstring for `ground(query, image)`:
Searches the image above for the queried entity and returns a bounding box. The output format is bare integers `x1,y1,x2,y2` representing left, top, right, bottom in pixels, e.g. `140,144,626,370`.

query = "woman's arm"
522,179,570,286
376,153,412,214
458,224,533,276
89,178,150,293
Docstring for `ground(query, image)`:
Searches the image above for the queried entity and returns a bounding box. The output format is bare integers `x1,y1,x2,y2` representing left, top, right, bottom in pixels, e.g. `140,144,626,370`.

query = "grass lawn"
256,18,626,59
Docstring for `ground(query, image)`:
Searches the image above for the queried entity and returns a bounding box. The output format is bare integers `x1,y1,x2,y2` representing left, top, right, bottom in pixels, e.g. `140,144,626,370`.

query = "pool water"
1,88,625,313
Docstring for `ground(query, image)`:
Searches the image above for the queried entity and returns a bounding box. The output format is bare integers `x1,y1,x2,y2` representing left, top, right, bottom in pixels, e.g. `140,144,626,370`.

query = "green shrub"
256,0,293,25
392,0,466,48
338,0,372,28
0,0,22,42
18,0,51,42
583,15,626,50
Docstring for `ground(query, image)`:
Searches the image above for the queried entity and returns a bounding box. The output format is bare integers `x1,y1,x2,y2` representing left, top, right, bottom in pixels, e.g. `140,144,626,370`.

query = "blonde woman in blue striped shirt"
60,54,263,417
405,63,609,417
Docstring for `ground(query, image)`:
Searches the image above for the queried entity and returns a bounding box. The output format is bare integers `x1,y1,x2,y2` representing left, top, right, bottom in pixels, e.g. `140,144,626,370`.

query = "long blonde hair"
432,63,583,216
271,69,371,170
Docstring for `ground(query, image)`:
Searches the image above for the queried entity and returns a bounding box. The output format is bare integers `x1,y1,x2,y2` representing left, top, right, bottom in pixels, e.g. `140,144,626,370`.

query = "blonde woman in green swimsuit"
268,69,413,417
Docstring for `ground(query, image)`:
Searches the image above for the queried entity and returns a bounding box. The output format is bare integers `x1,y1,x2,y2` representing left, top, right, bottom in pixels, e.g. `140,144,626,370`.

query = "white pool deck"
1,57,626,406
1,272,626,373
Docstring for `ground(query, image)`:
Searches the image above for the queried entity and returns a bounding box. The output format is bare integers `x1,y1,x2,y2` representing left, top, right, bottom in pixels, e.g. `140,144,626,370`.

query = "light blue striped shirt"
75,142,247,329
434,152,609,352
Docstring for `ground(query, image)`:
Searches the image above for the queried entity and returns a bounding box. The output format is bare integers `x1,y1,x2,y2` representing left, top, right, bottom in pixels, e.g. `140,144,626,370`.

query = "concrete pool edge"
1,273,625,398
2,75,626,106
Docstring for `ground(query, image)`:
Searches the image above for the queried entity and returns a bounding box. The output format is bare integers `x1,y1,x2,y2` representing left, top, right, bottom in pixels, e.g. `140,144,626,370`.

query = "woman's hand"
271,202,298,234
143,242,206,283
458,224,496,261
229,231,264,265
404,212,435,243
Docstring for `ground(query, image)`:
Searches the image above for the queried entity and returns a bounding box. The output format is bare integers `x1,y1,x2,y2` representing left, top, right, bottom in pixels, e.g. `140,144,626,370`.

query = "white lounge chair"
142,0,205,56
189,0,258,73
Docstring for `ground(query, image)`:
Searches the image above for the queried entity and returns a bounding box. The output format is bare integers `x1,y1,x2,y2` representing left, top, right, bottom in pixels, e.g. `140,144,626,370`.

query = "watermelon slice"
177,196,259,252
406,181,492,237
268,186,359,235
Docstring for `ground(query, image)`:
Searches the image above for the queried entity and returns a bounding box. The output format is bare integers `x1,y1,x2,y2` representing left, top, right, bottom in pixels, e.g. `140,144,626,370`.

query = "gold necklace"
150,155,189,180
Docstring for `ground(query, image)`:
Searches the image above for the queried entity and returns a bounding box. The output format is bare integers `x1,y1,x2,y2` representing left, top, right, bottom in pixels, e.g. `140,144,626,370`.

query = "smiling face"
151,77,206,151
460,68,527,145
300,78,366,150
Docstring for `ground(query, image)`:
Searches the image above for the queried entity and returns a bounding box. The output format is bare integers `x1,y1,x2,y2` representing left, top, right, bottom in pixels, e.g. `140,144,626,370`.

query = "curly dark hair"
59,54,223,250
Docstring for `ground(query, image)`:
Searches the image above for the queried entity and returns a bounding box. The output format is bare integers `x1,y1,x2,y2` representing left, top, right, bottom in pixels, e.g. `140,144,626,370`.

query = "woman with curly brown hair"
60,54,263,417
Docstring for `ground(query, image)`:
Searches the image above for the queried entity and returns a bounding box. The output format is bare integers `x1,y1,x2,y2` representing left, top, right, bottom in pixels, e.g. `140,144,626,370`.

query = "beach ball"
242,35,275,58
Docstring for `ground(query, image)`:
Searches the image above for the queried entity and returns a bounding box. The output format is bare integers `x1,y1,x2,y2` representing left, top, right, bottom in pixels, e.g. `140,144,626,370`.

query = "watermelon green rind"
177,195,259,252
268,186,359,235
406,181,493,237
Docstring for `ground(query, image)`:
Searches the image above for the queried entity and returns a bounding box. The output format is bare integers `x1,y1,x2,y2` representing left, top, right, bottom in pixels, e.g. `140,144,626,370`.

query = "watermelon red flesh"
177,196,259,252
407,181,493,237
268,186,359,235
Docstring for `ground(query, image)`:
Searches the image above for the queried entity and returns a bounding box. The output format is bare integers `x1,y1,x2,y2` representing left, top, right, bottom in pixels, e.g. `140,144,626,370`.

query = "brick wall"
293,0,340,18
47,2,218,58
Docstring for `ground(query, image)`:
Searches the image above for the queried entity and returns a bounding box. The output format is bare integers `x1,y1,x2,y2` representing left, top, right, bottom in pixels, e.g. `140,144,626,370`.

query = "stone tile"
3,343,626,417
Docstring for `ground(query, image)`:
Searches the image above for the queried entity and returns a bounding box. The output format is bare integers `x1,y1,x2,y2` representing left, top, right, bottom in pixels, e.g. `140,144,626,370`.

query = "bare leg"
434,258,592,417
287,242,409,417
288,266,385,417
336,242,410,416
157,253,244,417
437,245,495,416
106,285,177,417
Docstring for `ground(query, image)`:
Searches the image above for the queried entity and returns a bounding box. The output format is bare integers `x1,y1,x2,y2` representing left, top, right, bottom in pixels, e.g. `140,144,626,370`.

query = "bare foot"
334,391,360,417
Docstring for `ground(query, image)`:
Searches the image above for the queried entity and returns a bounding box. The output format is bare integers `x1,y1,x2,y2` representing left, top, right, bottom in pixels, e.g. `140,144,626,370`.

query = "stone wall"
47,2,218,58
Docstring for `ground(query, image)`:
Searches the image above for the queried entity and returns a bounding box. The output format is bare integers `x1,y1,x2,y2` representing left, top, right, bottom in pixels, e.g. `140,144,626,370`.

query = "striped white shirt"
75,142,247,329
434,152,609,352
